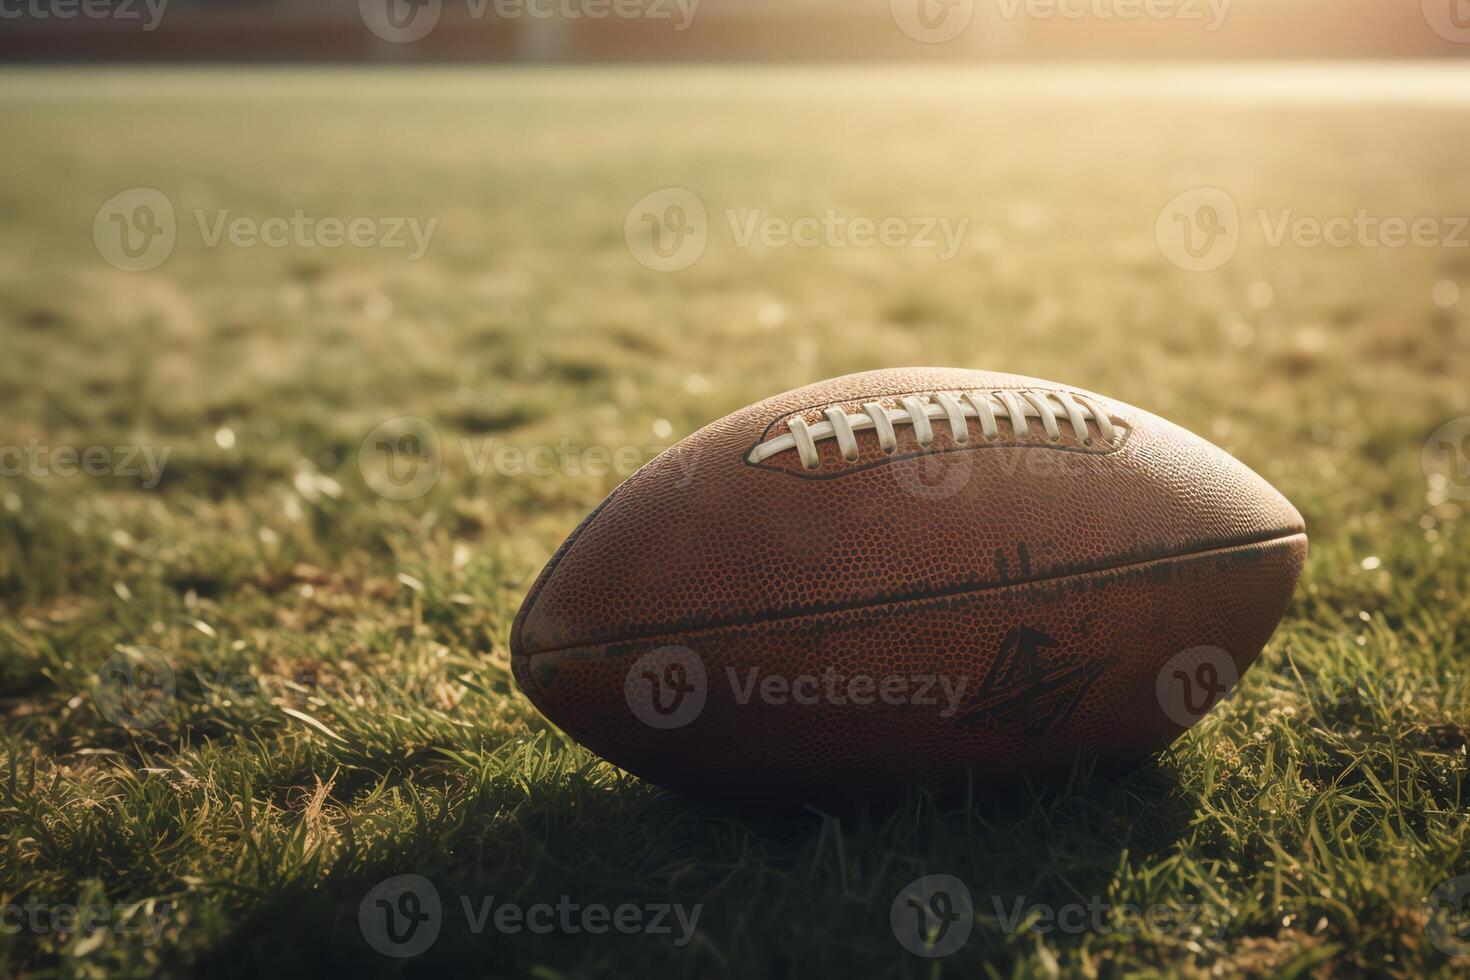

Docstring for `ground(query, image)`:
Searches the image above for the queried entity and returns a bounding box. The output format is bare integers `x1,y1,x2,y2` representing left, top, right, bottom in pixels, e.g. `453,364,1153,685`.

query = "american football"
513,368,1308,799
15,12,1470,974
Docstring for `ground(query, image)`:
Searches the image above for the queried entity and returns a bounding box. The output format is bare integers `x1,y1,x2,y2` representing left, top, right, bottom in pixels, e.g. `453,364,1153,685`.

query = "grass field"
2,66,1470,977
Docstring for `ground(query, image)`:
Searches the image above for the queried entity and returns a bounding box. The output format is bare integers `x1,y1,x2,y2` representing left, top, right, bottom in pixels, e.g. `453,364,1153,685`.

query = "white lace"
746,389,1118,470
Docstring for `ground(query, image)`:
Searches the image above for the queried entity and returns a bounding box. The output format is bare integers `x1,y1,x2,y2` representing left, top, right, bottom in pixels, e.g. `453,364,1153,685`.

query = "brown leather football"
511,368,1306,800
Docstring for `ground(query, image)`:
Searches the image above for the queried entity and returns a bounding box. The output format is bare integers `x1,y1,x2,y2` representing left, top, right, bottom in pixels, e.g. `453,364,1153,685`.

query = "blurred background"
3,0,1469,63
5,1,1470,976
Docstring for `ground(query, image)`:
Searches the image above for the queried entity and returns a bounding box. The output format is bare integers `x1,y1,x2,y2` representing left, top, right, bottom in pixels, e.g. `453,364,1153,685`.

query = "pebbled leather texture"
511,368,1307,800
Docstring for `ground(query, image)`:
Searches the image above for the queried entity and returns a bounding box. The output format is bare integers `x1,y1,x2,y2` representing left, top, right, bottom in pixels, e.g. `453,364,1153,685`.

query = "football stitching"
745,387,1125,475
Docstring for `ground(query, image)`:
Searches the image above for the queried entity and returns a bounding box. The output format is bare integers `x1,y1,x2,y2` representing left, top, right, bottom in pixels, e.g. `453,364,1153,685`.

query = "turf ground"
2,65,1470,977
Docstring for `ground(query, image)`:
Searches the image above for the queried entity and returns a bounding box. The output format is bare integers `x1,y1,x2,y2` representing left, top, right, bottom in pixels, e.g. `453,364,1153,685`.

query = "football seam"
743,383,1128,477
515,528,1307,659
743,428,1133,481
751,380,1097,442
